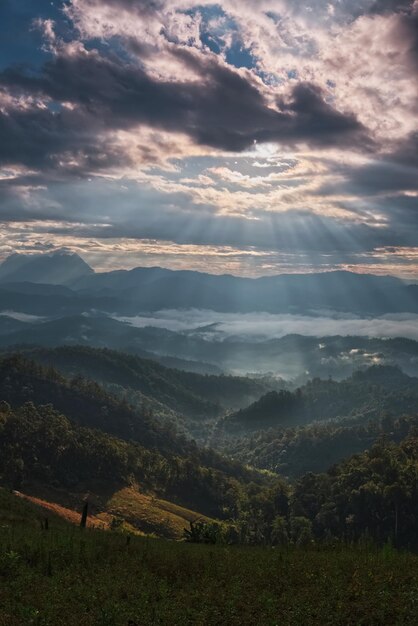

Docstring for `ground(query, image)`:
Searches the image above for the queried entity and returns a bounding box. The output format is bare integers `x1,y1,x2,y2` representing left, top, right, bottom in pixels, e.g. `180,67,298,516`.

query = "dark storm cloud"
276,83,367,143
0,98,138,176
0,44,368,172
0,104,86,170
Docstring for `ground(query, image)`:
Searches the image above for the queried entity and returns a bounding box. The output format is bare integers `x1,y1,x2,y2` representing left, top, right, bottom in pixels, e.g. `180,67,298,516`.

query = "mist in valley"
116,309,418,342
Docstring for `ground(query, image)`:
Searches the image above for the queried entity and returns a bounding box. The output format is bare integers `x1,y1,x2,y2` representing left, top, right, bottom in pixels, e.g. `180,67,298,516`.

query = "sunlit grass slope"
1,486,210,540
1,489,418,626
103,487,211,539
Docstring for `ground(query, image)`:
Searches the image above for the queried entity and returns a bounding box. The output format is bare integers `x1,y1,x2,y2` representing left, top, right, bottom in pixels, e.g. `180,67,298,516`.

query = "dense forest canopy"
0,349,417,547
218,365,418,435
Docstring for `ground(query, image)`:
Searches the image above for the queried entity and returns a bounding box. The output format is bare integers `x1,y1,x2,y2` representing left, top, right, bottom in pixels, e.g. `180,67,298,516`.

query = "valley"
0,251,417,624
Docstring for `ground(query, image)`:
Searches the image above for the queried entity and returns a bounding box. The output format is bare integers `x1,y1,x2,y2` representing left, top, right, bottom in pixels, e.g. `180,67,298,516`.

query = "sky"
0,0,417,277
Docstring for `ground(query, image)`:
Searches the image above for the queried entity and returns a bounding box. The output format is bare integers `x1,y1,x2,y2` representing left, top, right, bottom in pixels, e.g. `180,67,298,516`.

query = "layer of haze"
117,310,418,341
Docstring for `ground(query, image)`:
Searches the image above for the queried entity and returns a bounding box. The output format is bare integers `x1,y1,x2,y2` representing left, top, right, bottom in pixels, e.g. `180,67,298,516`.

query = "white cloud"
116,309,418,341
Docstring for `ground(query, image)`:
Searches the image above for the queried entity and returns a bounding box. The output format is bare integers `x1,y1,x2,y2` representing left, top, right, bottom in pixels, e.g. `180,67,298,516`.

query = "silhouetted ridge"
0,249,93,285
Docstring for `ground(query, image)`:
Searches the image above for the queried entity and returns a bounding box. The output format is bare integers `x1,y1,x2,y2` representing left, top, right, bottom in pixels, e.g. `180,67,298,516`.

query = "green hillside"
226,412,418,477
8,346,277,439
0,399,266,522
217,365,418,435
1,353,418,551
1,488,418,626
0,354,187,455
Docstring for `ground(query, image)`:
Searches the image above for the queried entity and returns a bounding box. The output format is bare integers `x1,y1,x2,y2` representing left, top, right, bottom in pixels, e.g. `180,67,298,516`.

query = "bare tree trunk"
80,501,89,529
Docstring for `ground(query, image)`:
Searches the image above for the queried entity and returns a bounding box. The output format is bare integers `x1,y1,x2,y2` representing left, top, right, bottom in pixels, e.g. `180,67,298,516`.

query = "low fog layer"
116,310,418,342
1,311,45,323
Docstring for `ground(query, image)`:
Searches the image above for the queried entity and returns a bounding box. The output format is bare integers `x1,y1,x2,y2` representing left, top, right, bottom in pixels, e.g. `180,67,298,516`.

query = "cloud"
0,0,417,277
393,132,418,166
0,44,368,174
117,309,418,341
367,0,415,15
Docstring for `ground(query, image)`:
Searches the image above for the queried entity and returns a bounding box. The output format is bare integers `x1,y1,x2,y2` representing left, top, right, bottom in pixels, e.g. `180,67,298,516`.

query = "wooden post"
80,501,88,529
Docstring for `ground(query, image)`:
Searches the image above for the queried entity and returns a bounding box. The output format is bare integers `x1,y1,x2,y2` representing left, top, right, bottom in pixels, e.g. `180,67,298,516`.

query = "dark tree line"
225,413,418,477
186,434,418,548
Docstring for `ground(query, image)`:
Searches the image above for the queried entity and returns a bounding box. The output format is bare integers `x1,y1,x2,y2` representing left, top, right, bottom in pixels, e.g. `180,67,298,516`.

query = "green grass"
1,490,418,625
103,487,212,539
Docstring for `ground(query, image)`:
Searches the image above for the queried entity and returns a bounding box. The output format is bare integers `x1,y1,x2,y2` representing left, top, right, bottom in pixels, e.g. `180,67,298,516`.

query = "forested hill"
0,401,265,520
0,354,246,468
1,398,418,548
217,365,418,435
1,353,418,550
8,346,275,423
0,355,273,523
225,413,418,478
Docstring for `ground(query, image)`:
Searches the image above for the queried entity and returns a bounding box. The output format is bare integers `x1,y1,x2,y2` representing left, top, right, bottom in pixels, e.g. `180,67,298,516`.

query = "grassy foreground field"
1,490,418,626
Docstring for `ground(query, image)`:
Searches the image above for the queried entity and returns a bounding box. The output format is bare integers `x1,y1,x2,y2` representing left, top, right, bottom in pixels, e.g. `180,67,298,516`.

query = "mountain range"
0,249,417,315
0,250,417,379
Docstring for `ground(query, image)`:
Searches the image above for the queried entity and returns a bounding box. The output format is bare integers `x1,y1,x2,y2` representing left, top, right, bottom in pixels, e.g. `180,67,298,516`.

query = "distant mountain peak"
46,248,79,256
0,249,94,285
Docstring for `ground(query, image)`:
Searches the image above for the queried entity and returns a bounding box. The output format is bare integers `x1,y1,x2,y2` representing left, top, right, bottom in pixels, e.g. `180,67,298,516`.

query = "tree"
271,516,289,546
290,517,313,546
